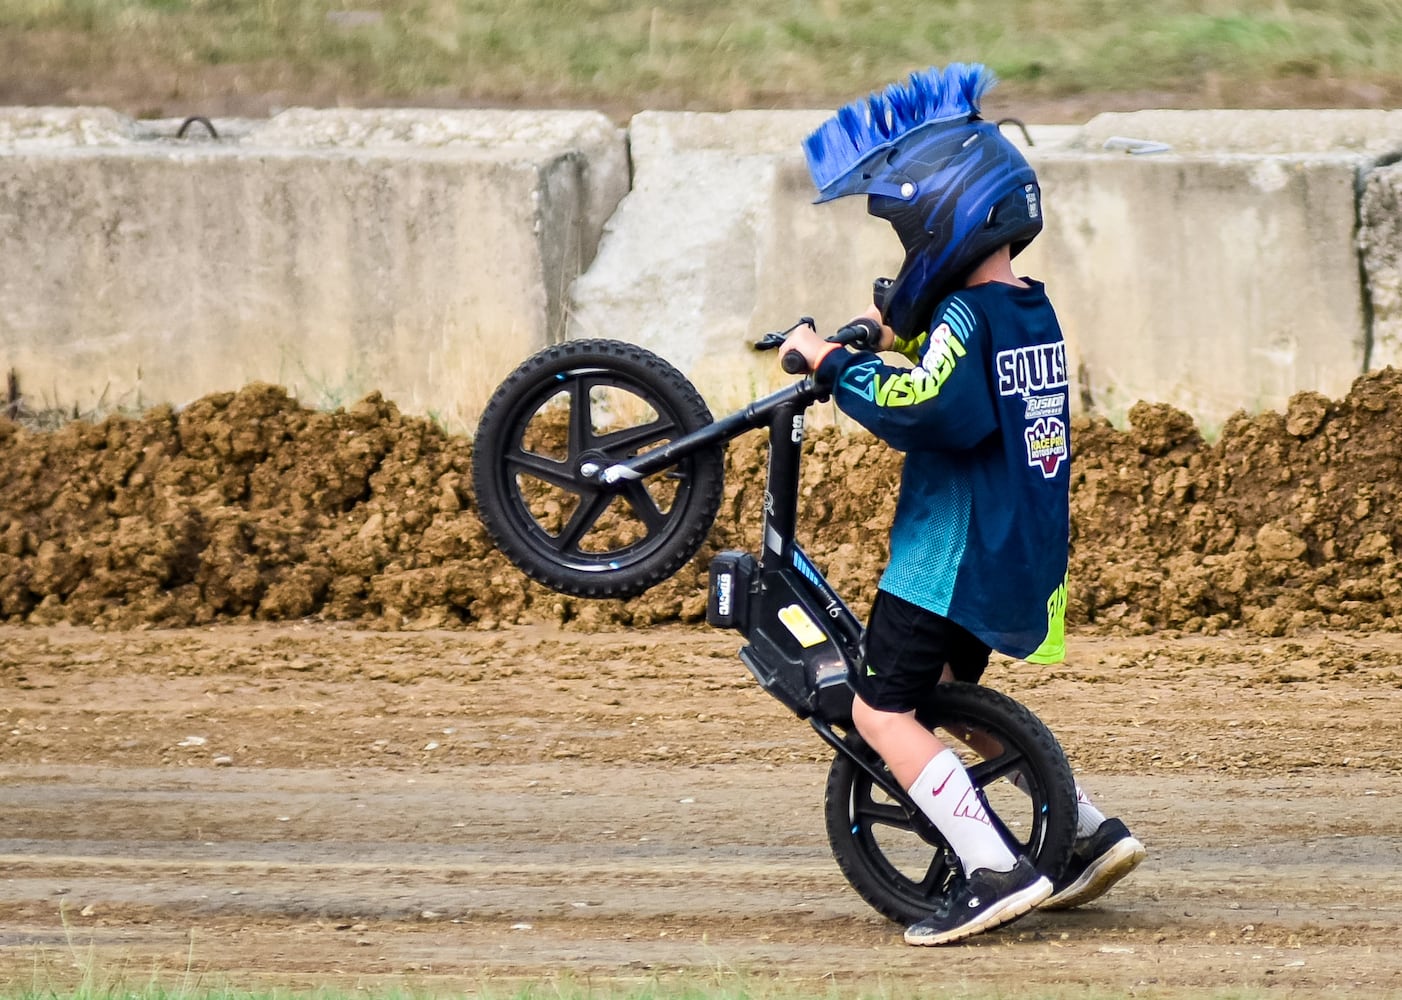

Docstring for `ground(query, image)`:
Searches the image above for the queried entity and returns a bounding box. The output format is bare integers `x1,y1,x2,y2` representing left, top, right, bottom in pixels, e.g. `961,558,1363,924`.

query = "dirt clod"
2,369,1400,635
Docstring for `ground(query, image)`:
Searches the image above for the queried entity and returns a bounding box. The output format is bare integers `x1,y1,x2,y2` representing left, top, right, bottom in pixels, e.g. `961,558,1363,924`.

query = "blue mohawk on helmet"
804,63,997,203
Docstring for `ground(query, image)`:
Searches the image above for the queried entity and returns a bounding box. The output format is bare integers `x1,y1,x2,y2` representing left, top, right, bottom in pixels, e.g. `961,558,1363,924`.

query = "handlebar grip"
832,317,883,349
781,349,809,375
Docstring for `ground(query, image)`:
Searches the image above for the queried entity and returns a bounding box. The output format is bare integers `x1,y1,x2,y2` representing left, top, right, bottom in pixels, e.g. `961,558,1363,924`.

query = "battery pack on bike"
707,547,854,722
705,551,756,632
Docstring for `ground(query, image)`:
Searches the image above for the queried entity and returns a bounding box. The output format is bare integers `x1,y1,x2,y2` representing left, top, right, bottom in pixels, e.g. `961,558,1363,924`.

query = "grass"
5,0,1402,117
0,972,1285,1000
0,918,1278,1000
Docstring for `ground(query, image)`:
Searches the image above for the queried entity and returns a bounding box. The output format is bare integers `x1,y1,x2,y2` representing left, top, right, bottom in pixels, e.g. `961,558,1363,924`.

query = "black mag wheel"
471,339,725,600
823,682,1078,926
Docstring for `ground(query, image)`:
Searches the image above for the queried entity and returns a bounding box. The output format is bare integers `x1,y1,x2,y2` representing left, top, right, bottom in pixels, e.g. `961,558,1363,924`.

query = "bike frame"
595,372,913,804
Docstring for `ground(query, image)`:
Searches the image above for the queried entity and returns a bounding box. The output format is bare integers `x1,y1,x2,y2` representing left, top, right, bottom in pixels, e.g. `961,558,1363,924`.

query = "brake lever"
753,316,815,352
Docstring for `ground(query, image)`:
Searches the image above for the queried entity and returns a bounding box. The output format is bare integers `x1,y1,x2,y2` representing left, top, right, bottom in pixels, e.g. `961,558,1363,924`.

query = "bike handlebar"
753,316,885,376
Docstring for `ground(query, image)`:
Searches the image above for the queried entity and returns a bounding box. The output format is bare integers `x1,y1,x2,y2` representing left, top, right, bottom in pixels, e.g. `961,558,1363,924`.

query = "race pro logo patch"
1024,416,1068,478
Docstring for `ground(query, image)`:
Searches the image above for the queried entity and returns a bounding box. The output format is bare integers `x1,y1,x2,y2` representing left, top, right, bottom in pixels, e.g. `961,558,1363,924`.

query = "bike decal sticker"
714,571,734,618
600,462,643,483
1024,415,1068,478
1024,392,1066,419
995,342,1068,397
777,604,827,648
791,550,823,588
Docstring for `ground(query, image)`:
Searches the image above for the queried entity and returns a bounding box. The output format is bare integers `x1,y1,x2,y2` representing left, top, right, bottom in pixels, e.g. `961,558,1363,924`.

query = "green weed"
4,0,1402,114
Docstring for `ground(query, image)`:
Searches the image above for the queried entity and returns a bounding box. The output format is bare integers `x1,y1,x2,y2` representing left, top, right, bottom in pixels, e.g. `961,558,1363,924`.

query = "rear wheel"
823,682,1077,925
471,339,725,599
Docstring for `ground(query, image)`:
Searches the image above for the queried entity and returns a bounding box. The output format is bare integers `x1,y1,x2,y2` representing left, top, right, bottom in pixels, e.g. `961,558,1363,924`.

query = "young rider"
782,63,1145,946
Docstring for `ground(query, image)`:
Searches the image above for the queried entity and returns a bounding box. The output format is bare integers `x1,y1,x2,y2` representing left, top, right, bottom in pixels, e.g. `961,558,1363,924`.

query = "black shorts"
852,590,992,713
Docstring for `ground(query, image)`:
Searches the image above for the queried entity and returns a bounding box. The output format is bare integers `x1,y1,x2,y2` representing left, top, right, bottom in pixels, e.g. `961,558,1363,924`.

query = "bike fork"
809,716,912,807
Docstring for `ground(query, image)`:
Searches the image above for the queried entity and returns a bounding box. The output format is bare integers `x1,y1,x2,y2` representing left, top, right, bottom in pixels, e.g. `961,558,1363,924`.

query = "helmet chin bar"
877,263,964,341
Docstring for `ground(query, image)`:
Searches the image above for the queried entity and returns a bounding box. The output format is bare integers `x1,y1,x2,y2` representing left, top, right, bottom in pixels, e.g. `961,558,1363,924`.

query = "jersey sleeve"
815,294,998,452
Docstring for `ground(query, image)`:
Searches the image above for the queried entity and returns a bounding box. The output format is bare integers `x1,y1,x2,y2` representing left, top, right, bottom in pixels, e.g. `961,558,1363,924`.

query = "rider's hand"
781,323,840,373
857,304,898,352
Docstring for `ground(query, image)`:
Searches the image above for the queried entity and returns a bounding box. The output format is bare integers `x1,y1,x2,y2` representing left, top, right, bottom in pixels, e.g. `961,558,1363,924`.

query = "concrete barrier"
4,106,1401,432
0,107,628,431
566,111,1074,421
573,109,1402,430
1073,109,1402,155
566,110,891,421
1024,149,1369,425
1033,109,1402,425
1362,162,1402,372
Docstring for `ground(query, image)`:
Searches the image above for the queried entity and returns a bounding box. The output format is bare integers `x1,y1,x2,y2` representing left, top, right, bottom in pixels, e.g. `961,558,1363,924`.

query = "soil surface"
2,371,1401,995
2,622,1401,997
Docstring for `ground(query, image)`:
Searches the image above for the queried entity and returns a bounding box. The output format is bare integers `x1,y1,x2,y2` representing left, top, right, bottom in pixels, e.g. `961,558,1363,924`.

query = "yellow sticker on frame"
778,604,827,648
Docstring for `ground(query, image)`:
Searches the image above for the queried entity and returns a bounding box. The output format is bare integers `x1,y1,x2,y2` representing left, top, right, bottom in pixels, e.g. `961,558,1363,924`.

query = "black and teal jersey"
814,279,1070,663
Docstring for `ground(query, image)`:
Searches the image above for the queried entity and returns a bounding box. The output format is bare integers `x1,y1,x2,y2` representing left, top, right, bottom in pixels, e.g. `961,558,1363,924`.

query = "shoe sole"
904,876,1053,946
1041,837,1147,911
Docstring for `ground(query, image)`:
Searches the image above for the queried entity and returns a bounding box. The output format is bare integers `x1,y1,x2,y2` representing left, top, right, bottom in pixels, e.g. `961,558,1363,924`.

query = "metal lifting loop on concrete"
995,117,1034,147
176,116,219,140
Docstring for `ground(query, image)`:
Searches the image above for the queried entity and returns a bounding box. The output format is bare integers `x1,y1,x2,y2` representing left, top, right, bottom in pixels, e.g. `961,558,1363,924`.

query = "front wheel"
471,339,725,599
823,682,1077,925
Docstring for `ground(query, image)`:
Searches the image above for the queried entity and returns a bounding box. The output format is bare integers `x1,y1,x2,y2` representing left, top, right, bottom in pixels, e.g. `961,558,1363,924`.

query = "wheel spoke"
853,793,915,830
594,417,678,456
968,750,1027,789
916,852,956,895
621,479,670,533
566,376,597,458
506,450,584,492
555,491,611,553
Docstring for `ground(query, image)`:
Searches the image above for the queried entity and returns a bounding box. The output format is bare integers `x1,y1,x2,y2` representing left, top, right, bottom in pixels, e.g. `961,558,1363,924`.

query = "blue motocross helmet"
803,63,1042,339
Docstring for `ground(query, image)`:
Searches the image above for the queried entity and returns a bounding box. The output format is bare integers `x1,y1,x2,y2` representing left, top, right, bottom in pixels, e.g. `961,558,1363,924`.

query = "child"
782,63,1145,946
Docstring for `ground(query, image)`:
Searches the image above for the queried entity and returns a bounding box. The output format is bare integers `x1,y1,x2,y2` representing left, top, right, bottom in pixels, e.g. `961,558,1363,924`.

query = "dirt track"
3,622,1400,997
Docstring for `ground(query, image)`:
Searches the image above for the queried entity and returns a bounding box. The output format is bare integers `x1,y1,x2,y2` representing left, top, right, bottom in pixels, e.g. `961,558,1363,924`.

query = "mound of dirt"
2,370,1400,634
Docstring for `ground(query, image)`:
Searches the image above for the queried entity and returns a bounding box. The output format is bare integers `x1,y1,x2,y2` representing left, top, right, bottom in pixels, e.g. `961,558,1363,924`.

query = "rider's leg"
1072,784,1109,836
855,593,1052,944
851,696,1018,874
934,661,1146,909
941,661,1112,837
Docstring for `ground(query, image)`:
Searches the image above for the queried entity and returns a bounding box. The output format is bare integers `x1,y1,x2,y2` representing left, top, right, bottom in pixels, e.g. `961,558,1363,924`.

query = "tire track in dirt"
2,623,1401,995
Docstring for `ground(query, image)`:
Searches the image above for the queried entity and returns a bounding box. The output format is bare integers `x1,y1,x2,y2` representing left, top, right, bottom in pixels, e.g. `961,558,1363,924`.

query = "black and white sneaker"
903,857,1052,946
1042,818,1146,910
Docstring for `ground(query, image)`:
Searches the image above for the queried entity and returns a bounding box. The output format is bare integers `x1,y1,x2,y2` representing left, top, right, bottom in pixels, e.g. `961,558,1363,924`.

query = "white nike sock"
1007,771,1109,840
1075,785,1108,839
909,749,1019,874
